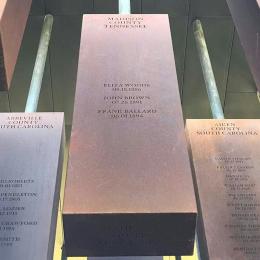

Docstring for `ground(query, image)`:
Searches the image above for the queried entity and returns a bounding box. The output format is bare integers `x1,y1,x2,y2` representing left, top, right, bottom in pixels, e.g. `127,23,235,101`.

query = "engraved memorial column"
188,15,260,260
63,14,197,257
226,0,260,92
186,120,260,260
0,0,32,91
0,113,65,260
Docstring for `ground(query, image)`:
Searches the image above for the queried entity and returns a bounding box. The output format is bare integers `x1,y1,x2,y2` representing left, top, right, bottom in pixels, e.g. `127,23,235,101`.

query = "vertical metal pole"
119,0,131,14
25,14,53,112
193,19,223,260
24,13,59,259
193,19,225,119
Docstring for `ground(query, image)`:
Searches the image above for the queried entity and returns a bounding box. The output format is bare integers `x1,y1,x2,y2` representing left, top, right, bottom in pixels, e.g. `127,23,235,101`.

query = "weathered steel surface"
63,14,197,256
226,0,260,91
0,113,64,260
187,119,260,260
0,0,32,90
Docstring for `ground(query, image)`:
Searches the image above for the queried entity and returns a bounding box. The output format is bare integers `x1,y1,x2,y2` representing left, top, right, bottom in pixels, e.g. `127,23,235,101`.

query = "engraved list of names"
187,119,260,260
63,14,197,256
0,113,64,260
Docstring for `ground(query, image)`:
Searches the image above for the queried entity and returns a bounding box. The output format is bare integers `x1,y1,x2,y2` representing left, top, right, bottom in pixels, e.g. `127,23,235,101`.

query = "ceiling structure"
1,0,259,135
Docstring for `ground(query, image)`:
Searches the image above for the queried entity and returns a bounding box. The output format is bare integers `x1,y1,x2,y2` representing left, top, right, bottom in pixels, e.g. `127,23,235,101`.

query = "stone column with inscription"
63,14,197,257
186,119,260,260
0,0,32,91
0,113,64,260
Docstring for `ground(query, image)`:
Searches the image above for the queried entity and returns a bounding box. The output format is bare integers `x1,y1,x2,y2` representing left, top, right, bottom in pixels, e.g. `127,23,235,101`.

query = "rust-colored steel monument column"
226,0,260,94
0,0,32,91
